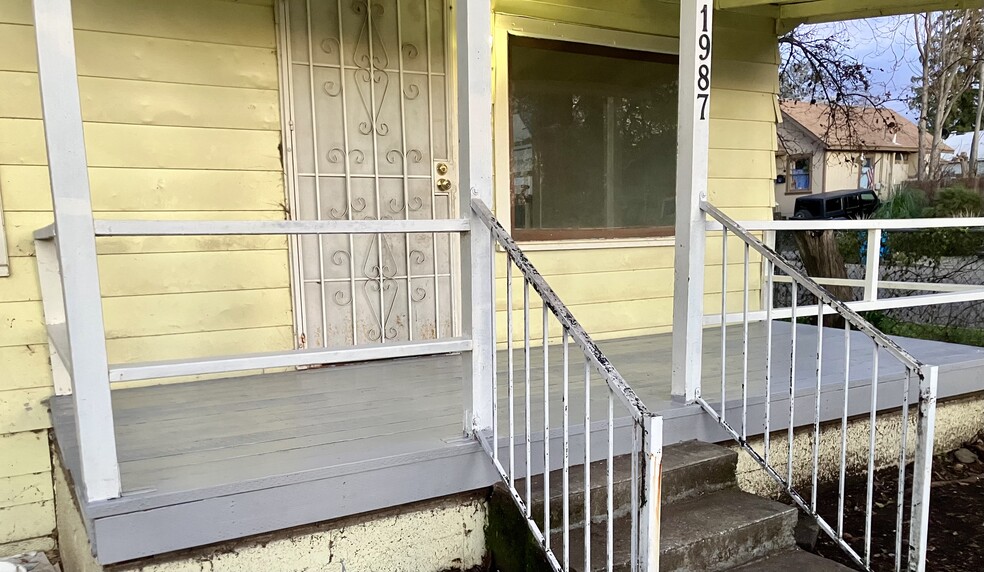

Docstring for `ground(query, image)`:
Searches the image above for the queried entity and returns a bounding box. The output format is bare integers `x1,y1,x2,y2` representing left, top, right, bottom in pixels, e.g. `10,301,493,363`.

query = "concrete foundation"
731,394,984,497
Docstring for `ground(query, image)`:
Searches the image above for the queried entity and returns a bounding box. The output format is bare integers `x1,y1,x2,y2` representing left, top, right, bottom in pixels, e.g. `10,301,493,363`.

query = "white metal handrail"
472,198,662,572
701,202,938,572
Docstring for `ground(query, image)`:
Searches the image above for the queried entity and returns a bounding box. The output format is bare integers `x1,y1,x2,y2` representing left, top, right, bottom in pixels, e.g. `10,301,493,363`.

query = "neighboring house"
774,101,937,217
942,131,984,177
2,1,983,571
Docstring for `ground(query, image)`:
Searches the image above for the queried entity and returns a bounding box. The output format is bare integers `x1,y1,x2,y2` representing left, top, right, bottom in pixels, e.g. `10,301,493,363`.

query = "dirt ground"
812,432,984,571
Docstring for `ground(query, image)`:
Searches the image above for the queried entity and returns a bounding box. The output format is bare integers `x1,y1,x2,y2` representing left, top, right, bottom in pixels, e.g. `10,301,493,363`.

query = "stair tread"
728,548,855,571
547,489,798,572
662,440,736,474
660,488,797,552
518,440,736,507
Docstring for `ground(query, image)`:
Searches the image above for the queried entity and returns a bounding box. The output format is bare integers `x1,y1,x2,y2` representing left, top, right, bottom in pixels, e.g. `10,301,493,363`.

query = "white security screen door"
281,0,458,347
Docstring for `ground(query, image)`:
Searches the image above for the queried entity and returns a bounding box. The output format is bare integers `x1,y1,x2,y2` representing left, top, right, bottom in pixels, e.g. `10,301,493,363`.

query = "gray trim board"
91,443,497,564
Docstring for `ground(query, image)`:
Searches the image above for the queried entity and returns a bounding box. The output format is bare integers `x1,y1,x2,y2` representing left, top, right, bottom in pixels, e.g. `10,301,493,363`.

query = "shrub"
923,186,983,218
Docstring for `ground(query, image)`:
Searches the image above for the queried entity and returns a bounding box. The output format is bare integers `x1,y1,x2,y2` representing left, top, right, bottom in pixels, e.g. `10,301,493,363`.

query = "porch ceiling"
716,0,984,31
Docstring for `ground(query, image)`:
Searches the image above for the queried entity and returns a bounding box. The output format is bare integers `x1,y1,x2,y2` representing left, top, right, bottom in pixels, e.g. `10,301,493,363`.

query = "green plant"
923,186,983,218
864,312,984,347
873,187,928,220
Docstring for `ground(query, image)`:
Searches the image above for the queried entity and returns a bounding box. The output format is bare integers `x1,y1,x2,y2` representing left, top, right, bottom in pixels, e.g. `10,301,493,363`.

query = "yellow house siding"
824,151,862,190
0,0,288,549
492,1,778,339
0,432,54,550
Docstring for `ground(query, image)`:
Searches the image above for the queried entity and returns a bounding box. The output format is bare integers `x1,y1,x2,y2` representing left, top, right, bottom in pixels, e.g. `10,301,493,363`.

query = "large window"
507,37,679,240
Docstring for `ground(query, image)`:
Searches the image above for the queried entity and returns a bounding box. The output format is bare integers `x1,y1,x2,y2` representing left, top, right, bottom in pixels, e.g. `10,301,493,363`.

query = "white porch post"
456,0,495,434
671,0,713,401
32,0,121,501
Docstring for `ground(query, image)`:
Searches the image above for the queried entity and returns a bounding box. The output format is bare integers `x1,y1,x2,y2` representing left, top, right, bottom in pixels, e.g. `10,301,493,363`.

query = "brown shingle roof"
779,100,950,153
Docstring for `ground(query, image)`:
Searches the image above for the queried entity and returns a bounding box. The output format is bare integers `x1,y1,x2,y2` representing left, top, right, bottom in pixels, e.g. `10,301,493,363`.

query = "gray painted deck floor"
50,324,984,563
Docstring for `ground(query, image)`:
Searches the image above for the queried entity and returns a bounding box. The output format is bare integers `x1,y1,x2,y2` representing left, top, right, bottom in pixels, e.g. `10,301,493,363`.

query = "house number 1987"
696,3,711,121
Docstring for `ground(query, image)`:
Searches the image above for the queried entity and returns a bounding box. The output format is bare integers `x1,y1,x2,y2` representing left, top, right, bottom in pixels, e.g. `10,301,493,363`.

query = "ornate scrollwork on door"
286,0,454,347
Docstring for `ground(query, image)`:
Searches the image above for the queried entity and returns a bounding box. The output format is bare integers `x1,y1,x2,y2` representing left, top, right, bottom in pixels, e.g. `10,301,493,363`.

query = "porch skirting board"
54,453,489,572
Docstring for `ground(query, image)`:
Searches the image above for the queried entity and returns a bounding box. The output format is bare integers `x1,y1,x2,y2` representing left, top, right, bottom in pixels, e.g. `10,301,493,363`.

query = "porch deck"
52,323,984,564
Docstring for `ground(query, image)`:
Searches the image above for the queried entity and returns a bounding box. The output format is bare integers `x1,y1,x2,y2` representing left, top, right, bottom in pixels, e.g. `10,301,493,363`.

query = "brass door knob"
436,163,449,175
436,178,452,192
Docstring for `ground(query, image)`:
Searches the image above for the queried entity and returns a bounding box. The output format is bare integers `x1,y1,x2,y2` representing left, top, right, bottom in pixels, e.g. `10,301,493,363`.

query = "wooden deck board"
48,326,984,564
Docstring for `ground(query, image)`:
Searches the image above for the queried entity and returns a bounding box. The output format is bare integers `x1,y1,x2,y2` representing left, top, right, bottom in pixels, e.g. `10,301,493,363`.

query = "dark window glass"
509,37,679,239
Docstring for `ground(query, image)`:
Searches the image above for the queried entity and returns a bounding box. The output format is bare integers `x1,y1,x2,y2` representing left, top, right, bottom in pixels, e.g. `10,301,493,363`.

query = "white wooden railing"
33,217,483,503
472,198,663,572
704,215,984,322
700,202,939,572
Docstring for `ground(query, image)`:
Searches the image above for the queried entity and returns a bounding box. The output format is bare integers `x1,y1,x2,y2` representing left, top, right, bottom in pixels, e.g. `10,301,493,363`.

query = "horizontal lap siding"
492,0,778,338
0,0,286,548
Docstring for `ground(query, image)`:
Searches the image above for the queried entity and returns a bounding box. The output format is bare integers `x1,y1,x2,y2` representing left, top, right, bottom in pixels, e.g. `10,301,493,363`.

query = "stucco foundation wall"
54,455,488,572
731,394,984,497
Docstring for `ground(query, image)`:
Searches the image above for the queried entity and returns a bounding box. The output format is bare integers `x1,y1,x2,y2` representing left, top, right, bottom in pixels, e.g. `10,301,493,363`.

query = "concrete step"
728,548,855,571
517,440,737,532
549,489,798,572
659,489,798,572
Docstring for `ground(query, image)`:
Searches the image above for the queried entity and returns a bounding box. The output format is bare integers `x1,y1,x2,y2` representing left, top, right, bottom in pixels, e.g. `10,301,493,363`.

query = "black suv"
792,189,880,220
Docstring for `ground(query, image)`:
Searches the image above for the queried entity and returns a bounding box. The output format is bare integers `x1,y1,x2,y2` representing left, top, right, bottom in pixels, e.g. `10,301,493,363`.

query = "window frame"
784,153,813,195
0,189,8,278
492,14,679,248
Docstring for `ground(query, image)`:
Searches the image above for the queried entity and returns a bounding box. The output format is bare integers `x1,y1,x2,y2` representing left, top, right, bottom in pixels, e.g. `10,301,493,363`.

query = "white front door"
280,0,458,348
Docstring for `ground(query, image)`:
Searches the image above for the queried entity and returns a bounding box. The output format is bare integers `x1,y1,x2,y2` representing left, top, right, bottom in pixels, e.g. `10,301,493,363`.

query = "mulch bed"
810,432,984,571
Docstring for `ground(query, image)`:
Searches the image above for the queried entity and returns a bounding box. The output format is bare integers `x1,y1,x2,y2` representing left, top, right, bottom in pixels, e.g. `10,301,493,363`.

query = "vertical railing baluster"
507,259,515,487
838,320,851,538
641,416,661,572
562,330,570,572
764,260,774,467
583,358,592,572
543,305,550,548
909,366,938,572
788,282,798,488
630,421,640,572
742,242,750,441
607,388,614,572
524,280,532,515
812,303,824,512
696,205,942,572
895,369,912,572
491,230,498,463
721,229,729,422
475,201,662,572
865,343,880,568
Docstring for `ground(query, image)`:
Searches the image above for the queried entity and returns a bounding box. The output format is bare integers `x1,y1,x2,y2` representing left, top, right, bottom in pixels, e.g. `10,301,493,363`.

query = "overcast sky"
810,16,922,120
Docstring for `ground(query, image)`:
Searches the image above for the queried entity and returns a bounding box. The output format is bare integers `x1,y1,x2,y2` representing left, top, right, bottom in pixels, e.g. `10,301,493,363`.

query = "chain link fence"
772,229,984,344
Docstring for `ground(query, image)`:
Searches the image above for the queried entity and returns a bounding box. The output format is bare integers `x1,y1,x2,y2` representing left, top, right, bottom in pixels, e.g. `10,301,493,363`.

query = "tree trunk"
971,60,983,188
794,230,853,328
916,14,932,181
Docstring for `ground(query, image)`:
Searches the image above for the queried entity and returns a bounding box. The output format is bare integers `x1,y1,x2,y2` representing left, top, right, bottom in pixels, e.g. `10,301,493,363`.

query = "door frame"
274,0,462,349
